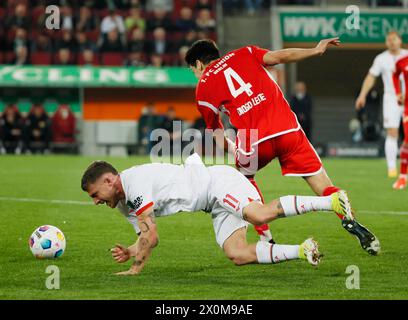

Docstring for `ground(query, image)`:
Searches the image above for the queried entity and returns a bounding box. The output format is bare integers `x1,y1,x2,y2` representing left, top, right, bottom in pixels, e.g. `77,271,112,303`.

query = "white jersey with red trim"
118,154,211,219
116,153,262,241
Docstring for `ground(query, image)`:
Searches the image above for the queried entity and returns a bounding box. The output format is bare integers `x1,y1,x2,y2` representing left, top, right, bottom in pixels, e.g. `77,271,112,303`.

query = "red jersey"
393,54,408,115
195,46,300,153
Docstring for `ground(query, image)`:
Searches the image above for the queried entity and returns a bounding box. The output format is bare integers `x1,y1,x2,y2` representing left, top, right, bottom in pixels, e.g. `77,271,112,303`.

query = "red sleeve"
197,103,224,130
393,60,402,95
196,84,224,130
247,45,270,66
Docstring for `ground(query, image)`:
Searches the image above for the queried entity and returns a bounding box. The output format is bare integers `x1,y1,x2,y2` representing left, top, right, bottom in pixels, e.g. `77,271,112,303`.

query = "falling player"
392,53,408,189
356,31,407,178
185,38,379,254
81,153,373,276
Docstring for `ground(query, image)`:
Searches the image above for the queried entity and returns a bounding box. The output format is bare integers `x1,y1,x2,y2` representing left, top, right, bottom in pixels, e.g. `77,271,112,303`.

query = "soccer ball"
29,225,66,259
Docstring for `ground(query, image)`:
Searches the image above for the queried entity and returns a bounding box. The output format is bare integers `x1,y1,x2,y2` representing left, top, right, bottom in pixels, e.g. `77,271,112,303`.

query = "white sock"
385,136,398,170
279,195,332,217
256,241,299,264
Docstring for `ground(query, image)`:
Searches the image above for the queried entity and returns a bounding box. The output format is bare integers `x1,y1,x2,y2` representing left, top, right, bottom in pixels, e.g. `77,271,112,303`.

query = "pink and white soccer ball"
29,225,66,259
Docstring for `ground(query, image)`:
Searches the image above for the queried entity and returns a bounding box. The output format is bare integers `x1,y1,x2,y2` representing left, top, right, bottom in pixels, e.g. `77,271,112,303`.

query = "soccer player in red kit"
392,54,408,189
185,39,380,255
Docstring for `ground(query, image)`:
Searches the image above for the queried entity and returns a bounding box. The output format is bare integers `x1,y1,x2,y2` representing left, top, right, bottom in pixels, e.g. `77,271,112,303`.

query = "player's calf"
242,195,335,225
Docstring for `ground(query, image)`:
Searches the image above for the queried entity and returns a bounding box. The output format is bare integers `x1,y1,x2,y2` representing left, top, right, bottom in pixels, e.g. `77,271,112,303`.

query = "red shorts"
236,129,322,177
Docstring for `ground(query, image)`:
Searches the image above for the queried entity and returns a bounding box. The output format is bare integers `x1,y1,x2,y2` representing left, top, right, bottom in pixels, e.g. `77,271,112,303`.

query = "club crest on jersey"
127,196,143,210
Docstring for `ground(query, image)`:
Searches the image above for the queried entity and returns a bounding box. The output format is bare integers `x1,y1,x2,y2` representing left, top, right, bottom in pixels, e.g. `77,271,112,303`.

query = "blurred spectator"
76,31,96,52
145,0,174,12
13,28,29,51
222,0,241,15
195,9,216,32
24,104,51,154
100,28,125,52
56,30,77,52
6,3,30,30
51,104,76,144
125,7,146,31
195,0,213,11
197,30,210,40
100,8,126,35
138,103,161,153
76,6,99,32
56,48,73,65
124,51,145,66
146,27,172,56
77,0,107,9
191,115,207,156
0,104,24,154
244,0,263,15
13,46,30,65
60,4,76,30
289,81,313,142
127,28,146,53
175,7,196,32
81,49,98,65
150,53,164,67
31,33,53,52
177,30,198,48
174,45,189,66
146,8,173,32
160,106,182,155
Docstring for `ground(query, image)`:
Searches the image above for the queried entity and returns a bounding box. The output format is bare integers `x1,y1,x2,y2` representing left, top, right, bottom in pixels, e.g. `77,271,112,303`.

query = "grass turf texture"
0,155,407,300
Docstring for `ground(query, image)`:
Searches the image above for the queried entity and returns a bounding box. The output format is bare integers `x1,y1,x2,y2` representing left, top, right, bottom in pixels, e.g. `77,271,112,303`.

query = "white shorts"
383,93,403,129
208,165,262,248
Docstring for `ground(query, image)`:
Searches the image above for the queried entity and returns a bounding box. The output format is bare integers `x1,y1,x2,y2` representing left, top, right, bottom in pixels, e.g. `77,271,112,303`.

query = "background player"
392,54,408,189
80,153,374,275
185,39,379,254
355,31,408,178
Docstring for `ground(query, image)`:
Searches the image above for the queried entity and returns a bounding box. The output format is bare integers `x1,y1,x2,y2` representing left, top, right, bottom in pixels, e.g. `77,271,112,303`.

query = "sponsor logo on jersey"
127,196,143,210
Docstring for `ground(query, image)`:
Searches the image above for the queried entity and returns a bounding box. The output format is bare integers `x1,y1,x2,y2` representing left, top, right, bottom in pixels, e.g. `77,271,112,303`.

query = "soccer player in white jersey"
81,154,380,275
356,31,408,178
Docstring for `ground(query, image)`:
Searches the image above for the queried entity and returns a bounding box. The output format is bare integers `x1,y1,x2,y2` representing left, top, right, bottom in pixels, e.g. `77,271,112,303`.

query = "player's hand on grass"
315,37,340,55
355,95,366,110
115,268,139,276
111,244,130,263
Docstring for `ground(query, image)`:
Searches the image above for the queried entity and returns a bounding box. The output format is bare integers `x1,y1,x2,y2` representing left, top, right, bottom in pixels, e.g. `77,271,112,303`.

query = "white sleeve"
116,200,141,235
127,212,141,235
369,56,382,77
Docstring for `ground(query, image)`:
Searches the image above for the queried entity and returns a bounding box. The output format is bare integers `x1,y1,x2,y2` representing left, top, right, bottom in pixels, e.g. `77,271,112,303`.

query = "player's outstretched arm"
114,207,158,276
263,37,340,66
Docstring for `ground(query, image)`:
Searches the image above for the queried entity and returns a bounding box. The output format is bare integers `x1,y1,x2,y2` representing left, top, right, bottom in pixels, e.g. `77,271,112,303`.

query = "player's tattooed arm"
115,207,158,276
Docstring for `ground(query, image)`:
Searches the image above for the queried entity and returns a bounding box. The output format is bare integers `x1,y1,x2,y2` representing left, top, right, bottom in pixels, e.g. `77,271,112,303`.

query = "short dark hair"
81,161,118,192
185,39,220,67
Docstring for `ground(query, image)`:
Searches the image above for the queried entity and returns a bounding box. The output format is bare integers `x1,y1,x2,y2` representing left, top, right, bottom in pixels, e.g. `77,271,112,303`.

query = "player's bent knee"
225,250,249,266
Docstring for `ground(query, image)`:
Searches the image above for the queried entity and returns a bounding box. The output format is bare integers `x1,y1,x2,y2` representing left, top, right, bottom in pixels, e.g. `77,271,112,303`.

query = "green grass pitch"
0,155,407,300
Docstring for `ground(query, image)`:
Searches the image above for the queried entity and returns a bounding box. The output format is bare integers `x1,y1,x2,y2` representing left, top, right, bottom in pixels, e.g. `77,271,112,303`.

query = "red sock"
400,145,408,175
322,186,344,220
248,177,270,236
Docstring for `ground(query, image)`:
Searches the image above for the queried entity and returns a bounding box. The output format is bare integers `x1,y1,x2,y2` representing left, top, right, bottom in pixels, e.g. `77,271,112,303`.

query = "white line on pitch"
359,210,408,216
0,196,92,206
0,196,407,216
